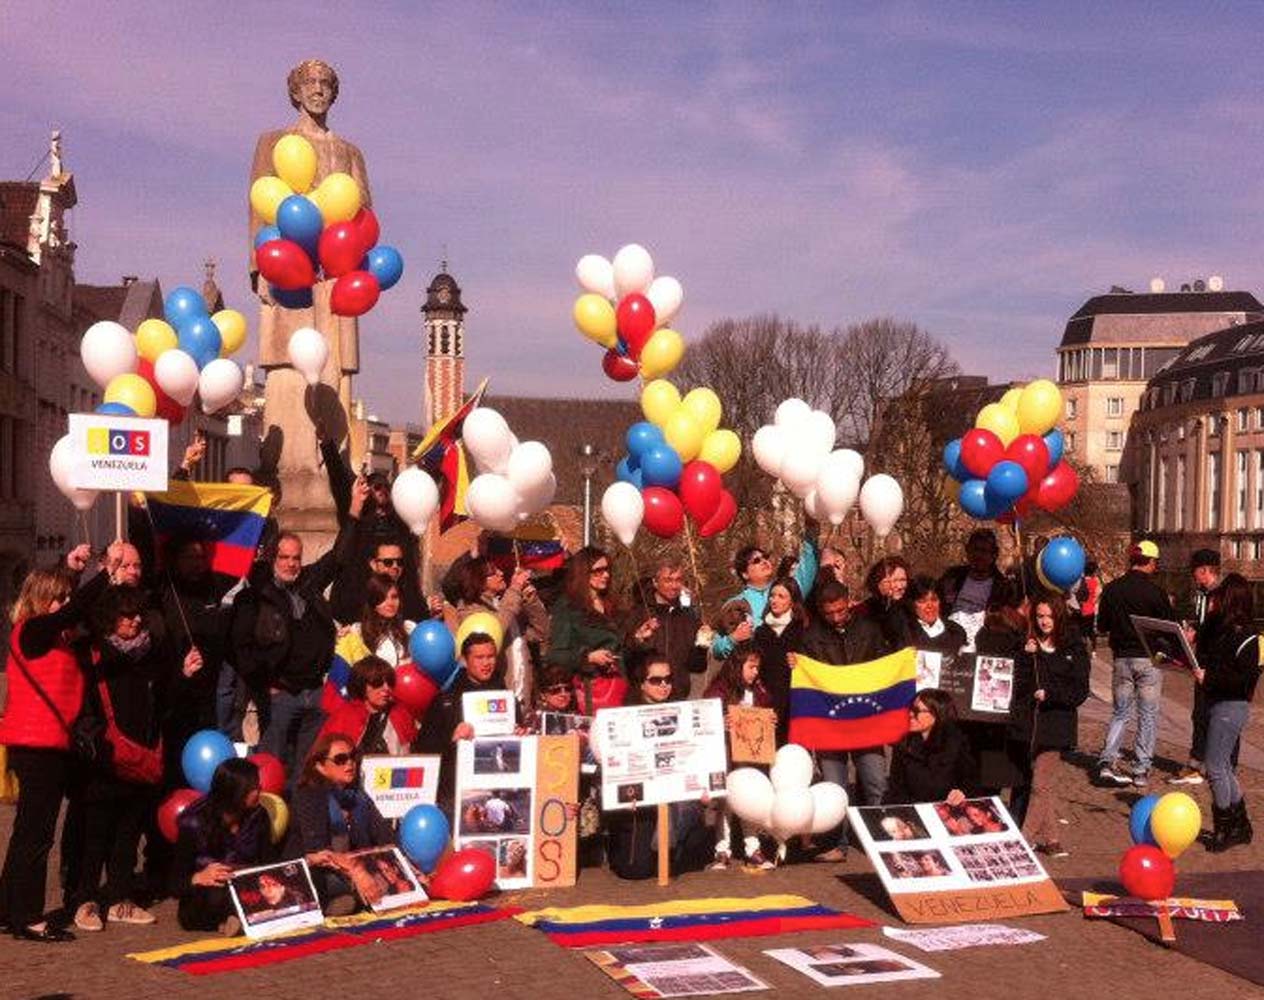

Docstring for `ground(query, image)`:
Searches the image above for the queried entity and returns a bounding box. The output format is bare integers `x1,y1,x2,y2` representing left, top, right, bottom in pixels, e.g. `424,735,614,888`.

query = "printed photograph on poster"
454,736,540,890
462,690,516,736
537,711,597,773
971,657,1013,713
459,788,532,835
497,838,529,879
360,754,440,819
344,846,428,911
1131,615,1199,670
473,739,523,776
878,848,954,880
915,650,942,690
228,860,322,939
858,805,931,843
764,943,939,986
934,797,1010,836
953,839,1042,883
586,942,769,998
882,923,1046,952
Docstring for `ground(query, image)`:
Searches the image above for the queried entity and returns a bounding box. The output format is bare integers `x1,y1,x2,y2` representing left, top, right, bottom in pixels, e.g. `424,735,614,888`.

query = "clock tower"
421,263,467,427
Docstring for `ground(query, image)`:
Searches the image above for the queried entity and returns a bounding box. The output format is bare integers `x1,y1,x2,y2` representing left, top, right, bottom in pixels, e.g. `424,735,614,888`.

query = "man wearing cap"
1096,540,1176,787
1171,549,1228,785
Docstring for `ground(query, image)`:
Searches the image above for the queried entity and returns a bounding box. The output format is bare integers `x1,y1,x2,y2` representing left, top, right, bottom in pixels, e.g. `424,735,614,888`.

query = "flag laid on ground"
788,647,917,751
516,894,871,948
141,481,272,578
413,377,488,532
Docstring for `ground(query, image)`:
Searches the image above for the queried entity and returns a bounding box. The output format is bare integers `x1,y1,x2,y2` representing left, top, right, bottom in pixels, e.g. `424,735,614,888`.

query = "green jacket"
547,595,623,677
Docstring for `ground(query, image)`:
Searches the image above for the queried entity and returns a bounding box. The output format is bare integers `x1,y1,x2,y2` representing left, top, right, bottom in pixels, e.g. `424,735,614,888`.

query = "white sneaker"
74,902,103,932
107,901,157,925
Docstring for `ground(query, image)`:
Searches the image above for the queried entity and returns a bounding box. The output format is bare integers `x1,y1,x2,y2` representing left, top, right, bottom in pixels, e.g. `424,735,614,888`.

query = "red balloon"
317,222,365,278
136,359,185,425
699,489,737,538
641,486,684,538
602,349,639,382
615,294,656,358
330,270,381,317
157,788,202,843
960,428,1005,478
1119,844,1175,900
256,239,316,290
679,460,722,523
351,207,380,251
1005,434,1050,485
393,663,439,716
247,752,286,795
430,847,496,901
1035,461,1079,512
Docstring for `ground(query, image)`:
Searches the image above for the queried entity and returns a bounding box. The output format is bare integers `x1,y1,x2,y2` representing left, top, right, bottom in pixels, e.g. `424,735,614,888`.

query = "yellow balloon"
975,402,1020,446
310,172,361,224
456,611,504,653
259,792,289,845
211,309,248,356
641,380,682,428
134,319,177,364
104,373,156,418
249,175,293,224
943,476,960,503
699,428,741,474
682,387,722,435
664,409,705,462
1016,379,1063,436
1000,386,1023,414
638,327,684,380
1150,791,1201,859
572,294,617,349
271,134,318,194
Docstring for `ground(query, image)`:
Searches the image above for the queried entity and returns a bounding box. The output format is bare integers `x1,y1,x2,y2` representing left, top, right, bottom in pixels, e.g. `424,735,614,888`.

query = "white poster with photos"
594,698,728,811
228,859,323,940
764,943,939,986
847,796,1051,896
454,736,537,890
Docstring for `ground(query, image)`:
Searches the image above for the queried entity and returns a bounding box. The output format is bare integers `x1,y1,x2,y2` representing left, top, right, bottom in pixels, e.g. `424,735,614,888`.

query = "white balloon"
815,462,860,526
197,358,244,414
612,243,654,298
825,448,865,482
154,349,200,406
48,435,98,512
506,440,553,493
770,743,814,792
516,470,556,516
80,320,137,388
390,467,439,535
462,408,514,475
770,788,816,840
466,473,519,532
774,397,812,431
600,481,644,546
859,473,905,538
726,768,775,829
751,425,787,478
803,410,837,456
645,276,684,327
575,254,616,299
779,446,824,497
803,488,824,521
287,327,328,386
808,782,849,834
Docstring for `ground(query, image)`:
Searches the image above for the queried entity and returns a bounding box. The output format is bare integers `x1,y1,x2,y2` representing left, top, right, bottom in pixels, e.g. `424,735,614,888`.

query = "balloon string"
138,497,197,649
625,543,652,617
681,517,707,621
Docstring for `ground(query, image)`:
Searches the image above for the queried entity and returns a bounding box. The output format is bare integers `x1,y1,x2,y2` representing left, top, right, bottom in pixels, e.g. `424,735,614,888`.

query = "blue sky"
5,3,1264,424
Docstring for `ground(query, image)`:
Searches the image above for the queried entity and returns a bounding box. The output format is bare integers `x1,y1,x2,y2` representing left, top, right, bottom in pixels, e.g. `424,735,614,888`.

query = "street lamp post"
579,442,598,547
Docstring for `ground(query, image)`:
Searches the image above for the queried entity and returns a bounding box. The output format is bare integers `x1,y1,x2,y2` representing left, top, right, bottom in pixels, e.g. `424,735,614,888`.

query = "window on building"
1106,430,1123,452
0,289,12,373
1238,409,1249,432
1236,450,1249,530
1212,371,1231,396
1209,416,1220,437
1157,457,1168,530
1102,348,1119,379
1066,431,1076,453
1065,398,1077,419
0,416,13,499
1106,397,1124,417
1175,455,1186,531
1256,451,1264,529
1104,464,1119,483
1257,407,1264,430
1239,369,1257,394
1208,451,1221,530
1164,384,1176,406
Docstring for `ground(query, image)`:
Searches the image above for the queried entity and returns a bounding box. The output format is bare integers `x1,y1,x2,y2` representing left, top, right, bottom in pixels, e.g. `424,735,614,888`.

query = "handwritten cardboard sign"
727,705,776,764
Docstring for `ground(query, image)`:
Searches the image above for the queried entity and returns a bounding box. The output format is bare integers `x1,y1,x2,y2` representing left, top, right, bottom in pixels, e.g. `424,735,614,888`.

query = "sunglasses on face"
747,554,769,567
366,678,391,689
645,675,672,687
909,705,931,717
375,557,403,567
543,683,571,695
590,565,611,574
325,751,359,766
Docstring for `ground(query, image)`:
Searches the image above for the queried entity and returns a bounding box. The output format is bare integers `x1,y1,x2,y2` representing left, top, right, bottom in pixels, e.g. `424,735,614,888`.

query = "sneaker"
324,894,359,917
219,915,241,938
706,852,732,872
1133,772,1150,788
1168,767,1204,785
74,903,103,933
1098,764,1132,787
813,847,848,864
107,901,156,925
744,850,775,871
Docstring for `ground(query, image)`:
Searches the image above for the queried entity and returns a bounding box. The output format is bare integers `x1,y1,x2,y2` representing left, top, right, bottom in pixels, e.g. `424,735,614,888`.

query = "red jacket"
0,621,85,751
319,699,418,752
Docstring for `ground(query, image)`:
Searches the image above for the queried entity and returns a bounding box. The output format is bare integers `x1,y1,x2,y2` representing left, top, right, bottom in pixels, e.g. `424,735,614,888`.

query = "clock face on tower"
437,286,451,305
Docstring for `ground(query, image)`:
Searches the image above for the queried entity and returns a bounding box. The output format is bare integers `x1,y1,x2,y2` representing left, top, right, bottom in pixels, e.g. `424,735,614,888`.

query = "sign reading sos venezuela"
68,414,169,492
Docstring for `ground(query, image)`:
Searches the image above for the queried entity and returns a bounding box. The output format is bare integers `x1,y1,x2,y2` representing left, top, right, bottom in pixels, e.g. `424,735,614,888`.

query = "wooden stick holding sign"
657,803,670,887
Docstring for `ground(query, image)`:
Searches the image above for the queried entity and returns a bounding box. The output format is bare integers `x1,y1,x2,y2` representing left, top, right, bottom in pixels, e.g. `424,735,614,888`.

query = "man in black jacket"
1096,540,1174,788
230,480,367,788
1171,548,1224,785
624,561,711,701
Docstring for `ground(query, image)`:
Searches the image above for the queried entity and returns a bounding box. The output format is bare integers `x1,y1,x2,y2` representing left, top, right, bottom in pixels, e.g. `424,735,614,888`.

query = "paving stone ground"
1,651,1261,1000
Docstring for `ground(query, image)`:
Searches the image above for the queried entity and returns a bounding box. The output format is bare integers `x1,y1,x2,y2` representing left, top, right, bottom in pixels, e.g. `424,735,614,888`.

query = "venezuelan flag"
789,647,917,751
488,515,565,573
414,378,488,532
141,481,272,579
516,894,870,948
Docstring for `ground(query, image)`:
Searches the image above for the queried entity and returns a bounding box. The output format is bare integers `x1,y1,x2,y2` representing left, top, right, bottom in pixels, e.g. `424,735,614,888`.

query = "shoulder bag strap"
8,631,76,737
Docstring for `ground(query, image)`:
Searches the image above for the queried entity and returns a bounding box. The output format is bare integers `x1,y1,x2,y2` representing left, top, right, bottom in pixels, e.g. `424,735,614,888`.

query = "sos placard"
68,414,169,492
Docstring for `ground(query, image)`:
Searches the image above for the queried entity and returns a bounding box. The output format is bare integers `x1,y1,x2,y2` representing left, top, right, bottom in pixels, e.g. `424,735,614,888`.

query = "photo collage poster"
586,943,769,998
914,651,1014,723
228,859,323,940
764,943,940,987
455,735,538,890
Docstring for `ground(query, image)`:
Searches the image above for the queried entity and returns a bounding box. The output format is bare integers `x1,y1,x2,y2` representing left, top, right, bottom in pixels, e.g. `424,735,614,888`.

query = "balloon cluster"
250,134,403,317
400,613,504,695
158,732,288,844
726,745,849,842
1120,792,1201,900
943,379,1078,522
572,244,685,382
752,398,905,538
462,408,557,532
1036,535,1087,592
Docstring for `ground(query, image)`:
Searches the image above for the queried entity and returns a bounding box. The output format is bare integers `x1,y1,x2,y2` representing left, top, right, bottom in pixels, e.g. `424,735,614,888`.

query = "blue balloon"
366,245,404,291
641,445,683,489
182,729,236,793
253,224,281,249
399,804,451,872
1043,429,1064,470
942,438,970,482
626,421,665,459
96,402,135,416
615,337,629,357
271,285,313,309
164,285,208,328
1129,793,1161,847
410,620,457,678
985,460,1029,504
958,479,992,519
276,195,324,254
616,456,644,489
177,316,222,369
1040,535,1087,590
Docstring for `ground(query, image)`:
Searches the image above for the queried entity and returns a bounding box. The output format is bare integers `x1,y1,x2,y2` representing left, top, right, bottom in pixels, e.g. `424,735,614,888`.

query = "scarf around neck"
107,630,153,660
764,609,793,636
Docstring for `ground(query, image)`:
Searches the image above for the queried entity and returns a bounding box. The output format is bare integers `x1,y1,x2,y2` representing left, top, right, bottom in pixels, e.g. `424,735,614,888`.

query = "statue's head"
287,59,340,115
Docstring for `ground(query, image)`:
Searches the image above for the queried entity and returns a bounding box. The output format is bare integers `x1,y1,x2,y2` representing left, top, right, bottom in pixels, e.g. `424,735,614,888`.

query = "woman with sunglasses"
884,689,976,806
286,732,396,913
853,556,914,650
712,532,819,662
320,655,417,755
549,547,627,712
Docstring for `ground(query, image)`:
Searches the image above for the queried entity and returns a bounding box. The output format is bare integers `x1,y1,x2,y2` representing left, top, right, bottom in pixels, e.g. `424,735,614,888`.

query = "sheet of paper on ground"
764,943,939,986
882,922,1046,951
586,942,768,997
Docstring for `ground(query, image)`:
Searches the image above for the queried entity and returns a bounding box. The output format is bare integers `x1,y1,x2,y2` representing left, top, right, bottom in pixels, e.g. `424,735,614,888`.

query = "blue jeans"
1205,700,1249,809
1099,657,1162,774
818,749,887,850
259,687,326,790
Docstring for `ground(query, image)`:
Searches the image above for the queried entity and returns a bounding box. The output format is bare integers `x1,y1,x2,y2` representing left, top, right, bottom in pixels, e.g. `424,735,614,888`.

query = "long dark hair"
455,556,501,605
714,643,765,705
1032,593,1069,648
865,556,910,599
911,688,958,752
563,546,618,618
207,758,261,822
299,732,358,789
1213,573,1254,630
766,576,809,628
361,573,408,652
90,584,148,639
